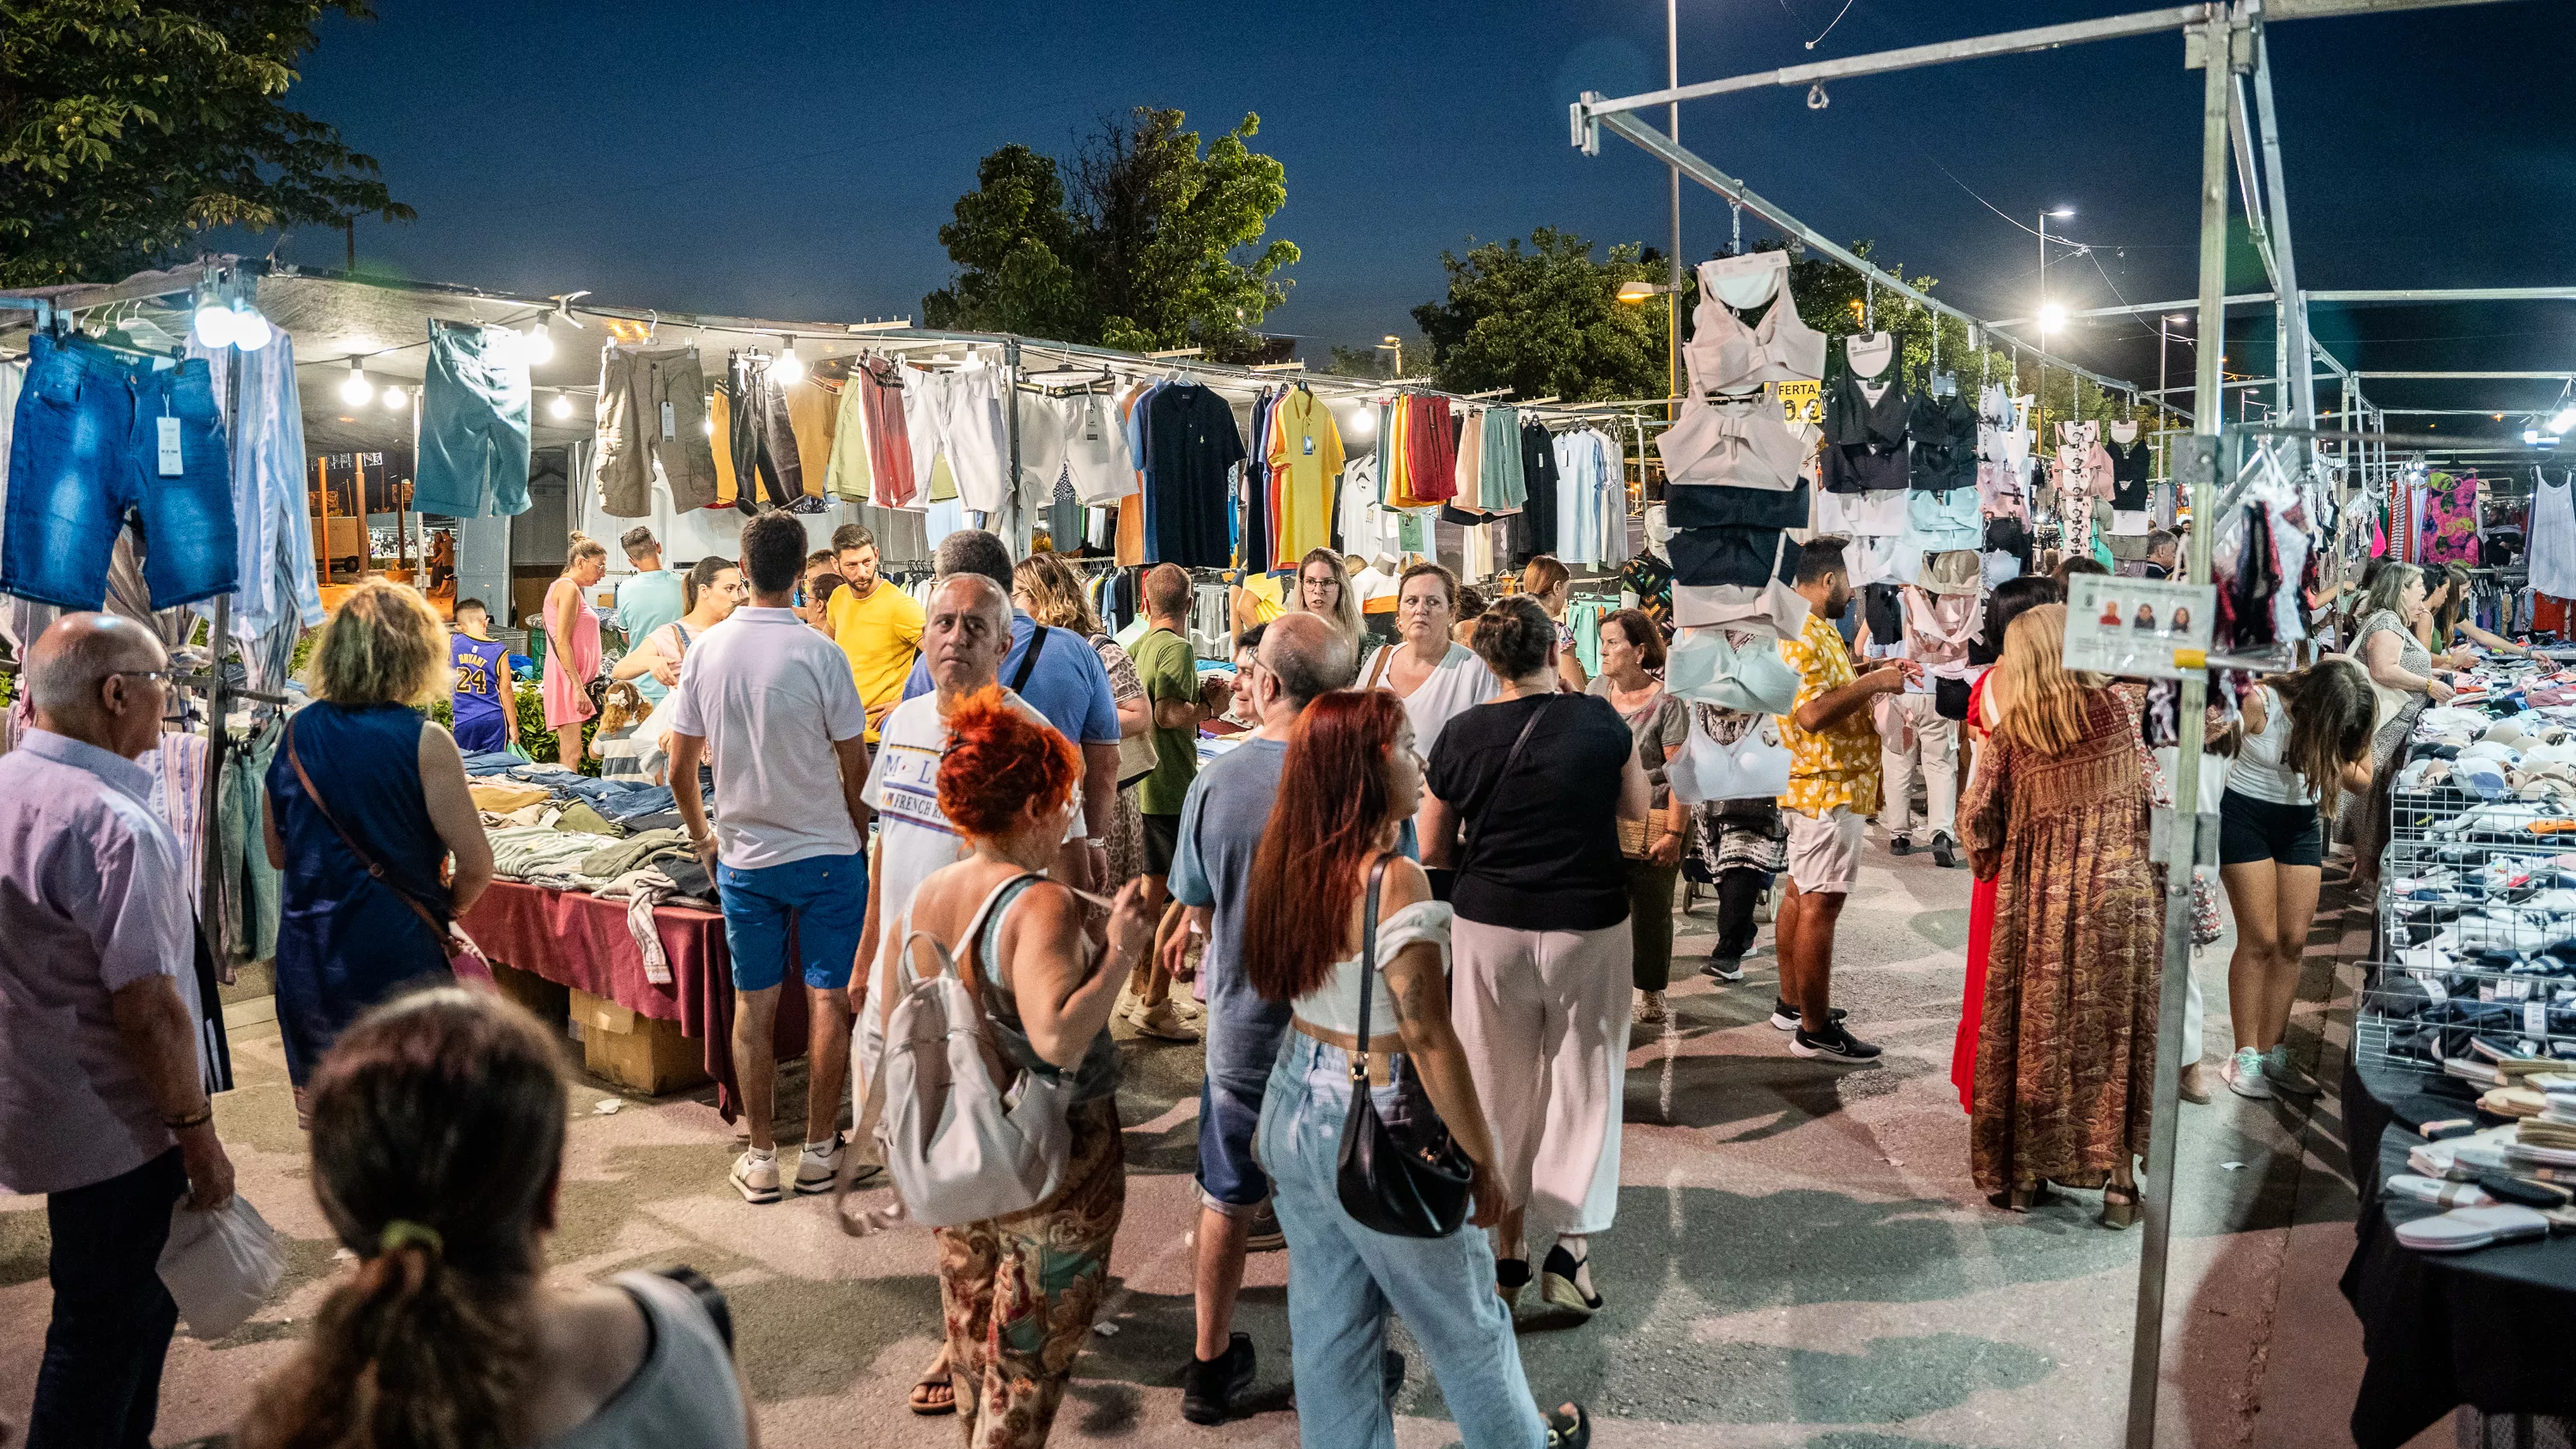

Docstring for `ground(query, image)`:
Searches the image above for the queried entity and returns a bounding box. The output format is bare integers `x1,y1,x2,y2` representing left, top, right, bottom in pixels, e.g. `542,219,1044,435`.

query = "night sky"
283,1,2573,437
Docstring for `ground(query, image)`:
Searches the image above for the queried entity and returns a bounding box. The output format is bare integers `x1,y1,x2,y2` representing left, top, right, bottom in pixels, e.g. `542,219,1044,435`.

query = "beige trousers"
1451,916,1634,1237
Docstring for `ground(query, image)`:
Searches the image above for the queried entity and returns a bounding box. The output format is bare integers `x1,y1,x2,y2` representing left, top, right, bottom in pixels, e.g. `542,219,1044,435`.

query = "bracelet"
165,1105,213,1131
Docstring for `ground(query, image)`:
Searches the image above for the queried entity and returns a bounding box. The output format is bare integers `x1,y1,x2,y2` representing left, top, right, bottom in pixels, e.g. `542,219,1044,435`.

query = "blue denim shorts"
2,332,239,610
718,853,867,992
414,319,532,518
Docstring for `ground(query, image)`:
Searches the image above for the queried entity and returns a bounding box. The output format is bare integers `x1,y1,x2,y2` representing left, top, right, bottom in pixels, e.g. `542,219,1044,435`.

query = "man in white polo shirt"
670,511,872,1204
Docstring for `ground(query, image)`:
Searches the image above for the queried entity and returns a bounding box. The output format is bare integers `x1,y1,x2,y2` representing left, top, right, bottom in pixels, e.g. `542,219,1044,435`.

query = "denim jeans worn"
2,332,240,611
1258,1032,1547,1449
414,319,532,519
28,1148,186,1449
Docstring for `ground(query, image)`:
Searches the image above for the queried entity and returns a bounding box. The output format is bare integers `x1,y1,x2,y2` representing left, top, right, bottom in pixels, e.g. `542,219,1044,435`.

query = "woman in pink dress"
542,534,608,765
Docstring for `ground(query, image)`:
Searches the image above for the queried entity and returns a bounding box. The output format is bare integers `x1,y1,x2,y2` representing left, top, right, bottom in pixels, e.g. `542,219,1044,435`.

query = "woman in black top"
1419,597,1649,1321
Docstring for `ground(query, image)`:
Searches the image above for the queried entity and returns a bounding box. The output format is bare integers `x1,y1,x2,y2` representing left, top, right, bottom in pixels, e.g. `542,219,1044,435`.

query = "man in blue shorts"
669,512,872,1203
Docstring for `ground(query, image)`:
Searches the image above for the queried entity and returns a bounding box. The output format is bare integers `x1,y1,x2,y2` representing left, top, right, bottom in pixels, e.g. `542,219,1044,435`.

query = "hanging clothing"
2530,471,2576,600
1141,383,1246,568
727,350,802,511
415,319,532,519
1820,374,1911,495
185,331,325,640
1681,252,1827,391
1266,388,1344,566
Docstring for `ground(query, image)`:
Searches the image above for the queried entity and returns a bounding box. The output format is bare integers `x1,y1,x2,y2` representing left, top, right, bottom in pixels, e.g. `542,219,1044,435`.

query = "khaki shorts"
1785,807,1865,895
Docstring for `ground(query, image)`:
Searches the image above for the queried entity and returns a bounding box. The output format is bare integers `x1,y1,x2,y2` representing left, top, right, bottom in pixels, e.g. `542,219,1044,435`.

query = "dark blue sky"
289,1,2573,424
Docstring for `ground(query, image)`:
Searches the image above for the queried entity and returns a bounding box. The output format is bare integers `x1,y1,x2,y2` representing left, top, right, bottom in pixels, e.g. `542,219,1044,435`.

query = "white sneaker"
2221,1047,2273,1100
2263,1044,2322,1098
732,1148,782,1204
1131,1001,1200,1042
795,1135,844,1196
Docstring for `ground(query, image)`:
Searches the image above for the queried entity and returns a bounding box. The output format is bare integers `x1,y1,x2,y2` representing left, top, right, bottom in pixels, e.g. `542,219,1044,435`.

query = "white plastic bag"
158,1194,286,1339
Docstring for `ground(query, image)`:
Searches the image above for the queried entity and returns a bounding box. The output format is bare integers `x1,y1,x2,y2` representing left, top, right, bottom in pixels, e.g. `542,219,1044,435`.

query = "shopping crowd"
7,520,2422,1448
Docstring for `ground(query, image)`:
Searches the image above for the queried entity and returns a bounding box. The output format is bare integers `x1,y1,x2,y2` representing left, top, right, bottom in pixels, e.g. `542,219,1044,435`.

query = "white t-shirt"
1361,642,1500,756
665,606,868,870
861,688,1082,932
2225,685,2314,806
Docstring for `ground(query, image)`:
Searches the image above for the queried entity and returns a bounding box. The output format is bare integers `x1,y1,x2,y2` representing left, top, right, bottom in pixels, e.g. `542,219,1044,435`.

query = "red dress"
1952,667,1996,1114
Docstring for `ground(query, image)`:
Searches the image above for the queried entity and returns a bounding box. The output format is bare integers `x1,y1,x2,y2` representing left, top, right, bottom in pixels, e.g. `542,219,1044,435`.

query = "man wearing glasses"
0,613,234,1446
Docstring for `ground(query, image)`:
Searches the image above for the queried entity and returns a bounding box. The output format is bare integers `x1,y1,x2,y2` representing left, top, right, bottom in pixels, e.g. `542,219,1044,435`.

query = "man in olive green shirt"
1128,563,1230,1039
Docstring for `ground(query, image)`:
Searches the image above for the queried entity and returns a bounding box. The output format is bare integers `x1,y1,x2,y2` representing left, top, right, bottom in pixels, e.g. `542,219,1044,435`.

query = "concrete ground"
2,831,2419,1447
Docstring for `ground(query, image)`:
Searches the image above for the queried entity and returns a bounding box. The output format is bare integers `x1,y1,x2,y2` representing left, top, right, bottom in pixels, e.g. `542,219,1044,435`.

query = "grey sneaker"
2222,1047,2272,1100
731,1148,781,1204
2263,1044,2321,1097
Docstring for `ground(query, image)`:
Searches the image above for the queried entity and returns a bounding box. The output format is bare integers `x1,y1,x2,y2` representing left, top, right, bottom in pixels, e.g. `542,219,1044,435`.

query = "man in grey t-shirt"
1163,612,1352,1423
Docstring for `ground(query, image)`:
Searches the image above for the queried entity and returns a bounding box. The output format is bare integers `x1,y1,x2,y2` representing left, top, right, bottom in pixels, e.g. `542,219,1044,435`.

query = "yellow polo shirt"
829,581,926,740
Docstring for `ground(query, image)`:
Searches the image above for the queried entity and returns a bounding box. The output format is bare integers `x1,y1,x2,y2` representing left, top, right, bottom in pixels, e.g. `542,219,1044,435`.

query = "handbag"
1334,855,1475,1239
284,716,494,985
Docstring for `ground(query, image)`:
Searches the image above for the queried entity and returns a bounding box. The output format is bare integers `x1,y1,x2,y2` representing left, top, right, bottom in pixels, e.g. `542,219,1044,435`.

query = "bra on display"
1681,252,1826,393
1906,388,1978,494
1821,372,1911,495
1657,392,1815,493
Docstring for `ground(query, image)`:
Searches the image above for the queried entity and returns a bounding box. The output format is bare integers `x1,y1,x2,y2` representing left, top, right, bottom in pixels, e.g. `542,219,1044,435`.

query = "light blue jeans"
1257,1031,1548,1449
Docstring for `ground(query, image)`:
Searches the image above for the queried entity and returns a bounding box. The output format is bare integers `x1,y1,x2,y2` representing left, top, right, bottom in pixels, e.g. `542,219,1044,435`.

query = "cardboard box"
570,988,709,1095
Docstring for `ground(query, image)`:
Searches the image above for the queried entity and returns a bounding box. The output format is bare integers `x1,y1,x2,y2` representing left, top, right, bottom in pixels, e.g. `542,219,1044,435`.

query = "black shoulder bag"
1457,696,1556,881
1336,854,1475,1239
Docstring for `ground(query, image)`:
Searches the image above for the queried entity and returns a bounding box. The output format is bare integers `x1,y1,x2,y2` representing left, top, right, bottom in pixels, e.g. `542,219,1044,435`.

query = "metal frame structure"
1572,2,2543,1443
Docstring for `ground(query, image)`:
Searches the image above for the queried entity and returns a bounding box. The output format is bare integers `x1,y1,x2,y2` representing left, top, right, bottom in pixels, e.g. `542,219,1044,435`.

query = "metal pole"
2247,2,2316,474
2126,9,2235,1448
1668,0,1683,425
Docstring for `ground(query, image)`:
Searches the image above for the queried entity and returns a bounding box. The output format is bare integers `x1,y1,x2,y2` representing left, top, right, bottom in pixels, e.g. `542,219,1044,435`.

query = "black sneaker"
1931,831,1960,869
1790,1020,1883,1061
1888,834,1915,856
1702,956,1745,983
1181,1332,1257,1425
1770,1000,1849,1031
1246,1204,1285,1252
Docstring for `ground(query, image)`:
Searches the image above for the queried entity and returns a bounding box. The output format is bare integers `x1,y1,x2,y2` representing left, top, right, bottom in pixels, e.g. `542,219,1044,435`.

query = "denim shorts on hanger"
414,319,532,518
1,332,239,611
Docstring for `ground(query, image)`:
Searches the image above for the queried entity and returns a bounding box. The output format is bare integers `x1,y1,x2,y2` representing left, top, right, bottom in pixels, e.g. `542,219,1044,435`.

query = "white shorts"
1786,806,1865,895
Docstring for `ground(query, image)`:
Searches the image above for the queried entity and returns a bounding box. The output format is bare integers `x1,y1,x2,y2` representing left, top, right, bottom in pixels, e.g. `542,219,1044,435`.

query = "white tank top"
1292,901,1452,1038
2228,685,2318,806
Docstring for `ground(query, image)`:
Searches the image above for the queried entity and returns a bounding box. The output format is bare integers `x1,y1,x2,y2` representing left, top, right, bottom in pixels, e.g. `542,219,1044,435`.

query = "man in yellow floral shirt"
1773,539,1917,1062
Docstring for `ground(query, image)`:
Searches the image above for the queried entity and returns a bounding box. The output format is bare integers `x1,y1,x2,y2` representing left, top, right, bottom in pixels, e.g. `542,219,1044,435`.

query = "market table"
459,879,806,1121
2339,1051,2576,1447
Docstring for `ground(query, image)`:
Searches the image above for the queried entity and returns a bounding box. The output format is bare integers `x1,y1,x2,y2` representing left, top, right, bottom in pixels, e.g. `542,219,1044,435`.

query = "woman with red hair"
861,686,1156,1446
1244,690,1590,1449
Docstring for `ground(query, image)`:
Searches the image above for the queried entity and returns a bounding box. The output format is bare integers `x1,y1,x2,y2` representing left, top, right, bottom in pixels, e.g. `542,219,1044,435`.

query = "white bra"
1657,395,1818,491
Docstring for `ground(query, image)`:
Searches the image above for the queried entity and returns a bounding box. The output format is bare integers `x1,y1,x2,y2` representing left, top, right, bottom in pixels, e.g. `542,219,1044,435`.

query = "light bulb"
191,296,235,349
380,385,408,411
549,391,573,420
228,299,272,351
522,326,554,364
338,359,374,406
701,416,714,436
771,336,805,385
2551,409,2576,436
2526,429,2544,445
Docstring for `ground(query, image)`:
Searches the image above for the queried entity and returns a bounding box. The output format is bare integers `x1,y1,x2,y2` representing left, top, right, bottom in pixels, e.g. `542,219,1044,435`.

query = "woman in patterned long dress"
1012,554,1149,887
1961,605,2164,1227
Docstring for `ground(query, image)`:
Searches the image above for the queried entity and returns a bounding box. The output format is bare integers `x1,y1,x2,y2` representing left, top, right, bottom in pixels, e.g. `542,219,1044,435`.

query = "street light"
2037,302,2069,334
1376,334,1403,376
2036,206,2075,445
1617,280,1673,305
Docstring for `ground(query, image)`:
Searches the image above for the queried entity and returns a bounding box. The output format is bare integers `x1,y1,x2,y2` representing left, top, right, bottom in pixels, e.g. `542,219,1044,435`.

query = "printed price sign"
1775,380,1822,427
2063,574,2218,681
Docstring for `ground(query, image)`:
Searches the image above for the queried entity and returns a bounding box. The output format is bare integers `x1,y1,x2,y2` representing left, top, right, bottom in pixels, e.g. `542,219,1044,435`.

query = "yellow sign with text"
1776,380,1822,427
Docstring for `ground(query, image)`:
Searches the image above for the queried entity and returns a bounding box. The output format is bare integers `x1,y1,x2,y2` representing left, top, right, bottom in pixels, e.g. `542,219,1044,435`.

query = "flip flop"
2394,1203,2550,1253
909,1372,957,1416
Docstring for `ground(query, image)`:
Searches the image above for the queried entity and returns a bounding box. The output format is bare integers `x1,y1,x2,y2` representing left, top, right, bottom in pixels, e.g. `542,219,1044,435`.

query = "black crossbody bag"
1336,854,1476,1239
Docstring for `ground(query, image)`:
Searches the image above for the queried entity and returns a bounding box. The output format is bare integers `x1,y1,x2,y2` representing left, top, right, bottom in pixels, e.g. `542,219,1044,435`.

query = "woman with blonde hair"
268,578,495,1097
543,533,610,764
1960,604,2164,1227
1295,545,1364,654
1015,552,1151,887
1522,554,1587,691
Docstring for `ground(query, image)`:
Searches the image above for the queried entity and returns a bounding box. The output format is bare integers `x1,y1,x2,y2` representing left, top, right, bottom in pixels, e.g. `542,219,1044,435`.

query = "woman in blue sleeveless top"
267,580,495,1088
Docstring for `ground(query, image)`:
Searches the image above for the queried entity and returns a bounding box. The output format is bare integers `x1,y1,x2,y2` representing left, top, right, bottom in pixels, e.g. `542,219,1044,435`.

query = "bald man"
2,613,234,1448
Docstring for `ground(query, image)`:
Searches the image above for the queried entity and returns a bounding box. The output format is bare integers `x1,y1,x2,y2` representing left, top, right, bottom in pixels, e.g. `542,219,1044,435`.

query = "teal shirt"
614,571,687,702
1131,626,1199,816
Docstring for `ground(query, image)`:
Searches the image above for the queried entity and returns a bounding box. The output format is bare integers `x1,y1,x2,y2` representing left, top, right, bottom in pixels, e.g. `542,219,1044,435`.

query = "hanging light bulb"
228,296,272,351
521,325,554,364
2551,408,2576,436
191,288,235,349
548,391,574,420
701,416,714,436
380,384,409,411
771,335,805,386
338,357,374,406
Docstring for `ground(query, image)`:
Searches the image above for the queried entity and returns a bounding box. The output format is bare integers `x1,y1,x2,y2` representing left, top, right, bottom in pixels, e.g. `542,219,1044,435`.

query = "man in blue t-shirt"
900,531,1121,888
448,598,518,756
1160,612,1352,1424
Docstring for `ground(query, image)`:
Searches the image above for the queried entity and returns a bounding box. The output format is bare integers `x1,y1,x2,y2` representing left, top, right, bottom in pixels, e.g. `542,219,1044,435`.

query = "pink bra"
1682,253,1827,393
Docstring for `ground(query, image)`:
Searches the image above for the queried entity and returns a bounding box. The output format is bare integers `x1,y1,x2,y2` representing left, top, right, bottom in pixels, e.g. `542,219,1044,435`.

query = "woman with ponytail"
236,988,755,1447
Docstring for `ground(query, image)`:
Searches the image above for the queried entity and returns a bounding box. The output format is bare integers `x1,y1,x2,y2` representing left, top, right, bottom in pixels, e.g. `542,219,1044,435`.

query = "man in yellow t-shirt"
826,524,925,742
1771,537,1915,1063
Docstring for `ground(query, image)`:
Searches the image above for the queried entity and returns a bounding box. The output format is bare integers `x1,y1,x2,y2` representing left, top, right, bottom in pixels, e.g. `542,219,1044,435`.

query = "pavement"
0,830,2423,1447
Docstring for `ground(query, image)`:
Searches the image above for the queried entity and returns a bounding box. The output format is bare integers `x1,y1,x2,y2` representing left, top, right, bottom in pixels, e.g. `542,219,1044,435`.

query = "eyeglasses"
108,669,175,686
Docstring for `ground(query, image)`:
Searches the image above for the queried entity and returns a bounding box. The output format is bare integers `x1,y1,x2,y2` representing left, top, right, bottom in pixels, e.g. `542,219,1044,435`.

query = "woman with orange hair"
1245,690,1591,1449
863,686,1155,1447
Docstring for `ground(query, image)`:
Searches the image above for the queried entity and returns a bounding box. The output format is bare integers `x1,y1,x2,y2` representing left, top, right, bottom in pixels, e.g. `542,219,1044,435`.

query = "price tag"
1303,435,1316,456
2422,974,2450,1004
2530,1001,2550,1038
660,401,676,440
156,416,182,475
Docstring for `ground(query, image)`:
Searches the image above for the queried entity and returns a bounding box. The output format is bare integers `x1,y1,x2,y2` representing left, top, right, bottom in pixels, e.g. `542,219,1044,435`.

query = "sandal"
909,1351,957,1416
1990,1180,2050,1214
1496,1257,1532,1308
2102,1184,2141,1231
1544,1403,1591,1449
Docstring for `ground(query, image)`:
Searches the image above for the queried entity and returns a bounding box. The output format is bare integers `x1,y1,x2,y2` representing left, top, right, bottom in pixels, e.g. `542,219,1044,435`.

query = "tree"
924,108,1298,361
1410,228,1668,404
0,0,410,286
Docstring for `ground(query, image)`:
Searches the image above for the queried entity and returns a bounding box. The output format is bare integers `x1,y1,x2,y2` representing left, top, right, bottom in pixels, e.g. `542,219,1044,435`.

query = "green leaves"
0,0,410,285
1410,227,1670,404
922,107,1296,361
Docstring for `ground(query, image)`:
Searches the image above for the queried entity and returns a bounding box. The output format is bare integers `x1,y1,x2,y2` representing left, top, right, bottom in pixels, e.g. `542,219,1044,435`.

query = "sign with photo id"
2062,575,2217,681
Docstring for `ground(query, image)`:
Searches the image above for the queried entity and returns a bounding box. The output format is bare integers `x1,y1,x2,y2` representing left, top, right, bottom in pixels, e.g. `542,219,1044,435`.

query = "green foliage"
0,0,412,285
925,108,1298,361
1410,228,1669,404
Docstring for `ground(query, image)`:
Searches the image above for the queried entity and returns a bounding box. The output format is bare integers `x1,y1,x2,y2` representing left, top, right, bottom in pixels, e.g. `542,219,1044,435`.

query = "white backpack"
837,874,1075,1232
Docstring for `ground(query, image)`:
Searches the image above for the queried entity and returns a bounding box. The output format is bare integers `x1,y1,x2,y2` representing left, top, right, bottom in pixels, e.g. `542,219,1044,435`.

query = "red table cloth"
459,880,807,1120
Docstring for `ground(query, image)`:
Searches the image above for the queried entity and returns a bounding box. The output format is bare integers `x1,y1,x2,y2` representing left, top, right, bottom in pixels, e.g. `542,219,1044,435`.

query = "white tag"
660,400,676,440
2530,1001,2550,1038
1303,435,1316,456
1081,405,1103,444
157,416,182,475
2423,975,2451,1004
